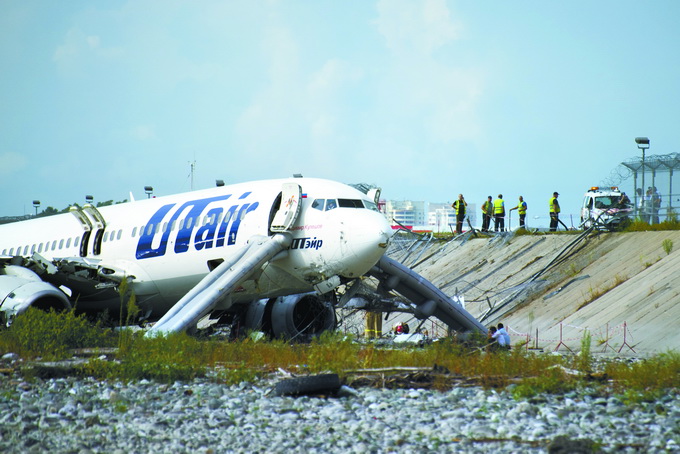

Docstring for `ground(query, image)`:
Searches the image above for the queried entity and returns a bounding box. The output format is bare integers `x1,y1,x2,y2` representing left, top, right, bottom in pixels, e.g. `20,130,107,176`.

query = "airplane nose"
338,210,392,277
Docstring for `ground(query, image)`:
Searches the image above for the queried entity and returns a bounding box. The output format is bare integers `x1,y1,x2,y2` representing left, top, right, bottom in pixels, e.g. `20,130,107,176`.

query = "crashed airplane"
0,177,485,339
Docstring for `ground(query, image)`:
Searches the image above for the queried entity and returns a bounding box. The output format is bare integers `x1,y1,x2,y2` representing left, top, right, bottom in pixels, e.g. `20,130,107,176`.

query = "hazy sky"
2,1,679,227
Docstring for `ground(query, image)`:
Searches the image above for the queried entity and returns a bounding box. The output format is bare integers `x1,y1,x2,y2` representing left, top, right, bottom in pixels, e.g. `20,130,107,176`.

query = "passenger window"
23,245,29,255
38,244,43,253
66,238,71,248
103,232,109,242
74,237,80,247
52,240,57,251
117,230,122,240
31,245,36,254
8,248,13,255
59,239,64,249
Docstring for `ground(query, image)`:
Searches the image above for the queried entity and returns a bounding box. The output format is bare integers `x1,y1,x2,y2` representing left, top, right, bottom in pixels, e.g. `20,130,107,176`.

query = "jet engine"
0,266,71,326
234,292,336,341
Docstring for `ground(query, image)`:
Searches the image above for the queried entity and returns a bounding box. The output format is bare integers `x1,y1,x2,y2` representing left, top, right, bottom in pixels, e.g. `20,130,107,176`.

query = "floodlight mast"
635,137,650,221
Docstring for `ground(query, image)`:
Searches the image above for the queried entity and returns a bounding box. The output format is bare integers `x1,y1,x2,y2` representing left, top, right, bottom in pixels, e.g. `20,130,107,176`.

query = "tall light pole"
144,186,154,199
635,137,650,219
32,200,41,217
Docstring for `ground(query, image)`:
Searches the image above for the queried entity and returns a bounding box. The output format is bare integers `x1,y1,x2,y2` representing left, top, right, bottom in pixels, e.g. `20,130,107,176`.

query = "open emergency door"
270,183,302,232
83,204,107,255
69,206,93,257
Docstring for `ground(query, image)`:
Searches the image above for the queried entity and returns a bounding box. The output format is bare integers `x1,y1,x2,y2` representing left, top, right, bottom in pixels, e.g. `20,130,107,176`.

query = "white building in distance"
383,200,477,233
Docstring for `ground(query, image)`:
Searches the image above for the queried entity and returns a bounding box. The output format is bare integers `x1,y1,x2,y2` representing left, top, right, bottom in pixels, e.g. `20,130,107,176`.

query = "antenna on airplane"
188,160,196,190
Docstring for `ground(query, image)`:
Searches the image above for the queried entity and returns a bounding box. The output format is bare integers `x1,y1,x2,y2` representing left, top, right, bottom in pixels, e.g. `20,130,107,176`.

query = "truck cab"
580,186,632,231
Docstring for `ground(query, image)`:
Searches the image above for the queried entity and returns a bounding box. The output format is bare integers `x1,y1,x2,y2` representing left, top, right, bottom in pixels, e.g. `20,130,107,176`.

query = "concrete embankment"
397,230,680,354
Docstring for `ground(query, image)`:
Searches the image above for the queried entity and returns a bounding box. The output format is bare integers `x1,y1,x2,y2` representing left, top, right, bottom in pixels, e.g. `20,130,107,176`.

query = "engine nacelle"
0,268,71,326
238,293,336,341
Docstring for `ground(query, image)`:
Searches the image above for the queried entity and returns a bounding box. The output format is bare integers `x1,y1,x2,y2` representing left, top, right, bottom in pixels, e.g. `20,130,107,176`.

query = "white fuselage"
0,178,392,318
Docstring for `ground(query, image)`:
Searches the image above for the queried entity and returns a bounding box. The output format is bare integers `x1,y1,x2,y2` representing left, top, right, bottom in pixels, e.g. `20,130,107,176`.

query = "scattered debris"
271,373,342,397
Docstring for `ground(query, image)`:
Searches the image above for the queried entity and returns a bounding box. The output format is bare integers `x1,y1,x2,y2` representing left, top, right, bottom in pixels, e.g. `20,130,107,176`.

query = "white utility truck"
580,186,632,230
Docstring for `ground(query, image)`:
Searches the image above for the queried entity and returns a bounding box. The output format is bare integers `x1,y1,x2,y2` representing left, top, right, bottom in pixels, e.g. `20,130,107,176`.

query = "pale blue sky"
2,1,679,226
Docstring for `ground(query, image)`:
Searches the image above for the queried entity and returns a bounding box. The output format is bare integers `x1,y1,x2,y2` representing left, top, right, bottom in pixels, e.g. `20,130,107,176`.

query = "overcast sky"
1,1,679,227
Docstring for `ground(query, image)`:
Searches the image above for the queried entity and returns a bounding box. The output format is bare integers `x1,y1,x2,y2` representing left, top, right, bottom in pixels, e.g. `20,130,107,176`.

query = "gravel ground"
0,367,678,454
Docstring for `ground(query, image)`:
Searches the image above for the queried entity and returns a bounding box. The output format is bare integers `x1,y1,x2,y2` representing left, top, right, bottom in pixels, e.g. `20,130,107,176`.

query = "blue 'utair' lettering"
136,194,239,259
226,202,259,246
194,207,223,251
290,237,323,250
135,203,177,259
173,195,232,254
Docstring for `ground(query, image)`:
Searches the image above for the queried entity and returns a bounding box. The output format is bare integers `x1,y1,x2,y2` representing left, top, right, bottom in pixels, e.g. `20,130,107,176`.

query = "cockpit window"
364,200,379,211
311,199,324,211
311,198,377,210
311,199,338,211
338,199,363,208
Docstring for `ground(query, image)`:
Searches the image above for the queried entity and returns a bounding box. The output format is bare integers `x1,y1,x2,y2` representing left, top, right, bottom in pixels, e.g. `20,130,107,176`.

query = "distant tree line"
0,199,128,224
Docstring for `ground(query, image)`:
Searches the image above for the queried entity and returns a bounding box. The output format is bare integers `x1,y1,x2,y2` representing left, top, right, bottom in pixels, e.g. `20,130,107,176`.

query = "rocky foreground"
0,367,678,453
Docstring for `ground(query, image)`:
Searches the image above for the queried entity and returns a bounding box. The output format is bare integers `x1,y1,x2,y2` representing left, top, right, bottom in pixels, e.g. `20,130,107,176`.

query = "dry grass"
1,310,679,396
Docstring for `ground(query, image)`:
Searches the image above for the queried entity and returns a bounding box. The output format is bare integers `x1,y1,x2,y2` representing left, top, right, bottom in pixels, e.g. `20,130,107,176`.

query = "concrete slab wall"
408,231,680,354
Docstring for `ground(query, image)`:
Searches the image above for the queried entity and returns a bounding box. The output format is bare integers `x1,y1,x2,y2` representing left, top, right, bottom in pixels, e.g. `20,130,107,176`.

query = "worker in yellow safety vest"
549,192,560,231
364,312,382,339
451,194,467,234
509,196,528,229
493,194,505,232
481,196,493,232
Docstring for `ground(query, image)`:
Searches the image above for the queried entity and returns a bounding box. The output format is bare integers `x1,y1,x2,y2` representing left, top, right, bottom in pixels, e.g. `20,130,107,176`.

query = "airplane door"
83,204,107,255
270,183,302,232
69,207,93,257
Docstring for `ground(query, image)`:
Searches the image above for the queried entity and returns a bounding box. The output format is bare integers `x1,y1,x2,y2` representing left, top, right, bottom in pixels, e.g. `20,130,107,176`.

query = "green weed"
662,238,674,255
625,218,680,232
605,351,680,394
0,308,114,360
576,330,592,374
85,332,208,382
